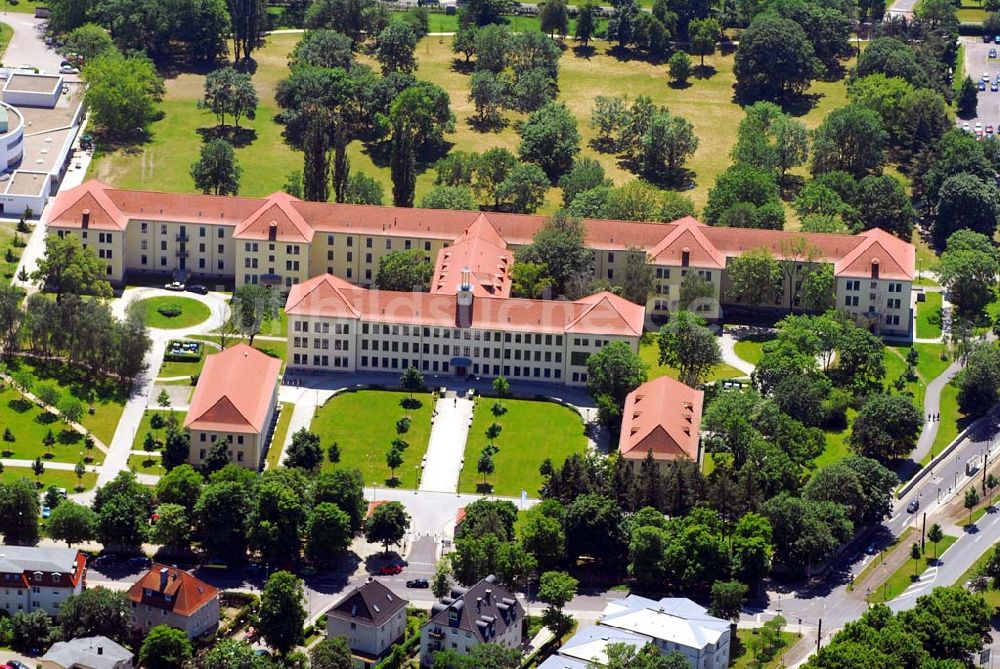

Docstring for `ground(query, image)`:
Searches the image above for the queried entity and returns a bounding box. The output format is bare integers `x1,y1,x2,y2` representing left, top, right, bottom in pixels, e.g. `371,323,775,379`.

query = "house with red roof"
0,546,86,617
184,343,281,470
46,181,915,339
128,565,219,639
618,376,704,468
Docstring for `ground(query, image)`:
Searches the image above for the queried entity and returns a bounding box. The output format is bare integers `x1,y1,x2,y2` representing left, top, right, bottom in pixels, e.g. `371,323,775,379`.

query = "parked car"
976,122,984,132
984,72,991,81
990,48,997,58
906,499,919,513
7,661,30,669
988,124,995,134
41,506,50,519
406,578,430,588
994,34,1000,43
186,284,208,295
128,556,151,568
378,564,404,576
58,65,79,74
979,81,987,91
964,121,972,132
164,281,185,291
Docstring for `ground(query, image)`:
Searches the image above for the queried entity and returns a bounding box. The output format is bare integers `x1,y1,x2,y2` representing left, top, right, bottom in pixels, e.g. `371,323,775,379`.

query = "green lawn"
310,390,433,487
134,296,211,329
265,402,294,470
457,398,588,496
5,468,97,492
733,338,768,367
956,547,1000,611
6,357,126,446
731,629,798,669
0,386,102,464
639,339,746,382
0,21,9,59
158,348,207,380
916,292,943,340
128,453,165,477
867,534,958,603
130,410,188,452
424,12,608,35
90,33,852,216
0,0,47,15
189,335,287,372
817,409,856,469
0,221,26,286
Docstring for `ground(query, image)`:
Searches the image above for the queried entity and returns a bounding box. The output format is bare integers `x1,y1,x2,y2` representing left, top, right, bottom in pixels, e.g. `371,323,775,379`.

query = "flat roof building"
39,635,133,669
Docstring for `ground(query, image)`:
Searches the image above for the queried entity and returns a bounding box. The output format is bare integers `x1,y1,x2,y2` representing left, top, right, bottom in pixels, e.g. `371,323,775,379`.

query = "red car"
377,564,403,576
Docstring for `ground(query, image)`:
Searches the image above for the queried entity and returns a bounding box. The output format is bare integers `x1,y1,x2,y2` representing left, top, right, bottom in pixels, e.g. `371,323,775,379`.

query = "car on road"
378,564,404,576
164,281,185,291
964,121,972,132
128,556,151,568
406,578,430,588
186,284,208,295
7,661,30,669
865,543,878,555
979,81,987,91
906,499,920,513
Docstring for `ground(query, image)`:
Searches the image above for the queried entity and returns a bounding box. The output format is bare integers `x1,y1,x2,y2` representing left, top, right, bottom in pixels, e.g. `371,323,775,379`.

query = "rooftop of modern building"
41,636,132,669
600,595,730,650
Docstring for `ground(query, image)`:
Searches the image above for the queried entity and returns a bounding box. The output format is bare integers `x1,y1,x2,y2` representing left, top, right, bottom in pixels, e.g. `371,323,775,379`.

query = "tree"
811,105,887,179
938,236,1000,314
344,173,384,206
0,478,40,545
516,212,593,296
259,571,306,656
310,636,354,669
290,29,354,70
494,163,550,214
657,311,721,386
60,588,131,645
688,17,719,67
850,394,922,461
518,103,581,182
667,51,692,86
226,0,266,61
65,23,116,61
725,247,782,306
855,174,915,239
139,625,192,669
401,367,425,398
538,571,578,637
156,464,202,514
927,523,944,560
11,610,53,651
195,480,253,562
365,500,410,553
709,580,748,622
305,502,353,564
559,158,609,207
477,450,495,487
734,14,817,102
461,0,514,27
232,284,280,345
191,139,241,196
31,234,112,302
376,21,418,74
284,428,323,471
390,118,417,208
803,456,897,525
637,110,699,186
761,494,852,572
587,342,647,425
314,469,366,532
965,487,981,525
934,173,1000,247
376,249,433,291
539,0,568,35
48,500,97,546
576,3,597,46
82,50,164,137
468,71,507,130
421,185,477,211
151,502,191,550
702,164,781,227
200,67,258,128
958,76,979,118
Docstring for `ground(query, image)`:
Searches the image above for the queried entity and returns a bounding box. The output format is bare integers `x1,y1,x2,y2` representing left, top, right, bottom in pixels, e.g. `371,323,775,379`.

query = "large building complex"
0,546,86,617
184,344,281,470
47,181,916,337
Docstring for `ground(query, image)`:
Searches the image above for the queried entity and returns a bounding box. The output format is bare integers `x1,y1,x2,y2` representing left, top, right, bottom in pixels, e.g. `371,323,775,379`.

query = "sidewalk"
420,394,473,492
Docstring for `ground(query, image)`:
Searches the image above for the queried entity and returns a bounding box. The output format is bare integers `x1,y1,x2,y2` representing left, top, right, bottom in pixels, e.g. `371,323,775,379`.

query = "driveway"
2,13,63,74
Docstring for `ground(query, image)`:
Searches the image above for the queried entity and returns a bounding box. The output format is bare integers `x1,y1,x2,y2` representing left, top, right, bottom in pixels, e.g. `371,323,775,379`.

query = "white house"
326,579,408,665
0,545,86,617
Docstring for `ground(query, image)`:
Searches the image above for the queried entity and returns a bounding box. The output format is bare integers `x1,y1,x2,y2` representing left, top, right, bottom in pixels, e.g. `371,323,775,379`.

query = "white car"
985,72,992,82
964,121,972,132
59,65,79,74
164,281,185,291
976,122,984,132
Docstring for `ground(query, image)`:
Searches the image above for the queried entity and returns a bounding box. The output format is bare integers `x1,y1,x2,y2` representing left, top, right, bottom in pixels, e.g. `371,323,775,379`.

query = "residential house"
39,635,133,669
128,565,219,639
0,545,86,617
326,579,408,665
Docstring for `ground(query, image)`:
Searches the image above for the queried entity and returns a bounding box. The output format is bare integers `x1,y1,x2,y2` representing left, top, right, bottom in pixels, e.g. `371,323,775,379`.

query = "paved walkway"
420,394,474,493
718,331,756,377
270,386,327,468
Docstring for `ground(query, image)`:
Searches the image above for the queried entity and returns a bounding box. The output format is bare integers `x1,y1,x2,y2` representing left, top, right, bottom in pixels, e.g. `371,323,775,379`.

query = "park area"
0,385,100,465
639,337,745,382
310,390,433,487
88,32,851,218
134,296,211,329
457,397,589,496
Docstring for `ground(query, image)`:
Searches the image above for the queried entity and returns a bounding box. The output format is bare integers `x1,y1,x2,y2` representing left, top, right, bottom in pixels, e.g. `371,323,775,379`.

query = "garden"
134,296,211,329
457,396,589,497
309,390,433,487
158,340,206,379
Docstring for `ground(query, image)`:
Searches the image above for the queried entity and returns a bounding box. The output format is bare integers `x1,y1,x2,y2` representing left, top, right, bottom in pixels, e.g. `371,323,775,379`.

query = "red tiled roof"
431,214,513,298
127,565,218,617
46,182,915,280
184,344,280,433
618,376,703,462
285,274,646,337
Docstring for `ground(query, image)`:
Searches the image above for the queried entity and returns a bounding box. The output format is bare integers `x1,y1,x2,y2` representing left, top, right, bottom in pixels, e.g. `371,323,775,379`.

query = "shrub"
157,305,182,318
3,428,13,442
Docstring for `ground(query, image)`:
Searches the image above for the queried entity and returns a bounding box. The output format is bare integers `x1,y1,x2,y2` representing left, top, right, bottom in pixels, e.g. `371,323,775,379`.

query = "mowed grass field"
310,390,433,487
639,338,746,381
457,398,588,496
0,387,98,464
90,34,852,216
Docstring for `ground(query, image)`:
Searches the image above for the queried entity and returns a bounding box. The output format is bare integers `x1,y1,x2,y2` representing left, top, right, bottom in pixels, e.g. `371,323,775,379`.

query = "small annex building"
617,376,704,468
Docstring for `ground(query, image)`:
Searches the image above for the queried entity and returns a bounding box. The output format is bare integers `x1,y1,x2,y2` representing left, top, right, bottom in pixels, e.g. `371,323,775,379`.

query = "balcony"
175,249,189,258
176,233,189,242
260,273,283,286
428,629,445,641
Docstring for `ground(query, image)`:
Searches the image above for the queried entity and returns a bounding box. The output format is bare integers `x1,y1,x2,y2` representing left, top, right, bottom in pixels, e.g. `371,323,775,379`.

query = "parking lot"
962,37,1000,136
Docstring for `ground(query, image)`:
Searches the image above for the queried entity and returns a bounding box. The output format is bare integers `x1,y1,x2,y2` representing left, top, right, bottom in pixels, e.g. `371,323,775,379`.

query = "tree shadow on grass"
475,482,494,494
466,116,509,133
451,58,475,74
35,412,58,425
197,125,258,149
400,397,423,411
779,93,824,118
667,80,692,90
8,398,31,413
572,45,596,59
693,64,716,79
385,476,401,487
58,429,82,445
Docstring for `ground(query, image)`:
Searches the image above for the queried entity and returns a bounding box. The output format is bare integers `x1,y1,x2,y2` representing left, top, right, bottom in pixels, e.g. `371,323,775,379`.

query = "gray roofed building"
0,545,81,574
535,656,590,669
0,544,86,617
39,635,133,669
558,624,652,665
419,575,524,668
326,579,408,665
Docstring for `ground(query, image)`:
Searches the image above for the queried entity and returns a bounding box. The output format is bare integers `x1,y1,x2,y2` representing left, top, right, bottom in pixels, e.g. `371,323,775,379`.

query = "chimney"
81,209,90,228
159,567,169,591
455,267,473,328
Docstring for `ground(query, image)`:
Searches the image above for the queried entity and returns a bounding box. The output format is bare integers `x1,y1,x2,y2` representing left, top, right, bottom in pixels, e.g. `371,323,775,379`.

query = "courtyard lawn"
639,339,746,382
731,629,798,669
0,386,101,464
867,534,958,603
6,357,126,446
158,349,207,380
130,410,188,452
189,335,287,371
816,413,855,469
135,296,211,330
4,468,97,492
457,398,588,496
0,221,25,286
310,390,433,487
0,0,47,14
733,338,768,367
128,453,164,477
265,402,294,470
89,34,852,216
916,292,943,340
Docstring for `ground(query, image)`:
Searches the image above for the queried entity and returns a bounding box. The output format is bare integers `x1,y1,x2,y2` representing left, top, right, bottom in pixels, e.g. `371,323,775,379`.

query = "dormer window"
871,259,879,280
33,572,42,582
681,248,690,267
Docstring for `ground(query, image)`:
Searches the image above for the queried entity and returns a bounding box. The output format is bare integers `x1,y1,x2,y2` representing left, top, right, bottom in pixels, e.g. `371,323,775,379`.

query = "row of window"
141,256,224,271
845,280,905,292
843,296,905,310
293,337,349,351
141,223,226,239
324,235,436,252
292,322,350,334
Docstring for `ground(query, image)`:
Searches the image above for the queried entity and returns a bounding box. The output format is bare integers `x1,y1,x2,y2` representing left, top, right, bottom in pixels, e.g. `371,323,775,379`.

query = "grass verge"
866,534,958,603
134,296,211,329
916,292,943,340
265,401,294,470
